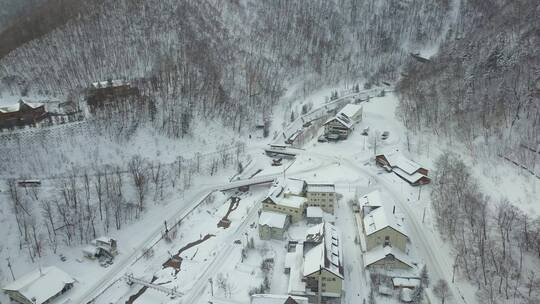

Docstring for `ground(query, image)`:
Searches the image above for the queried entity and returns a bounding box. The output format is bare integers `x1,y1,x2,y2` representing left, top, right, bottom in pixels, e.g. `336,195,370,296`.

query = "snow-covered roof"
363,246,414,268
358,190,383,210
392,167,427,184
323,103,362,129
306,183,335,193
400,287,414,302
381,153,423,175
363,204,407,237
251,294,309,304
2,266,75,304
0,100,44,113
265,178,306,204
324,115,354,129
259,211,288,228
392,277,421,288
279,195,307,208
90,79,127,89
284,252,296,270
266,184,284,201
288,244,306,295
303,243,324,277
94,236,115,244
303,222,343,279
283,178,306,196
82,246,99,256
306,206,323,218
338,104,362,120
324,223,343,278
0,104,19,113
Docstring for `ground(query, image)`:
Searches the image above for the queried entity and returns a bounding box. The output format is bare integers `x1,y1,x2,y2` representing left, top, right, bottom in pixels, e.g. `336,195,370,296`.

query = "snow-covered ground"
1,83,537,304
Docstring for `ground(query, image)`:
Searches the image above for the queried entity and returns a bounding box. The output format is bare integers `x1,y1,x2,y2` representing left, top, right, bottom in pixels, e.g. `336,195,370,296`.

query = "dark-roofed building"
86,79,140,113
0,99,47,129
376,153,431,186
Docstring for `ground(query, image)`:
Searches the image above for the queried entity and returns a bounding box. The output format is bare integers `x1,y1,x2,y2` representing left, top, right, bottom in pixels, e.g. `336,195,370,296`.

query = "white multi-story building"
306,183,336,214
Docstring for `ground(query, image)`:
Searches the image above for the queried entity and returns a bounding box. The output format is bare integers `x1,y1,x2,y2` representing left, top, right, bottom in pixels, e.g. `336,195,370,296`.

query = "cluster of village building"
0,97,432,304
254,168,428,304
255,177,340,304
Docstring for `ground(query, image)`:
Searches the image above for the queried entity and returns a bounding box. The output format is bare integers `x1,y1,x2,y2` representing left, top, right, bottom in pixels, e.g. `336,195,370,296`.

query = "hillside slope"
397,0,540,163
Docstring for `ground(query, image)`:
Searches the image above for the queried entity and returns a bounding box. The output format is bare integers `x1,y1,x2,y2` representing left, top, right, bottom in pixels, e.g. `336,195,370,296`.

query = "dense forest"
1,1,539,303
1,0,537,156
0,0,452,138
398,0,540,169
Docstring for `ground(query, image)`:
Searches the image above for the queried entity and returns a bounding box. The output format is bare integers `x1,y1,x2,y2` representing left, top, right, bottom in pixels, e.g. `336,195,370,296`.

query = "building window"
384,236,390,247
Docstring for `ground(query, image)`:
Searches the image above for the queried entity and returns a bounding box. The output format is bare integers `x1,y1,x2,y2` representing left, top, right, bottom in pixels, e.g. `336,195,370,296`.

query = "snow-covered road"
75,149,338,303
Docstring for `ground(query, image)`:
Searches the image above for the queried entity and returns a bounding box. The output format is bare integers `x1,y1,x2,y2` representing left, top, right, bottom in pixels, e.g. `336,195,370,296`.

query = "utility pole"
208,278,214,297
418,186,422,200
6,257,15,280
422,207,426,224
283,158,296,180
317,268,322,304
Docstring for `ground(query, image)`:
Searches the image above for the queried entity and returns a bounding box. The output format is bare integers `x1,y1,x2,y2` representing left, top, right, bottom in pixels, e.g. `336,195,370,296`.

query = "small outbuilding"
259,211,290,240
2,266,75,304
306,206,323,224
92,236,118,256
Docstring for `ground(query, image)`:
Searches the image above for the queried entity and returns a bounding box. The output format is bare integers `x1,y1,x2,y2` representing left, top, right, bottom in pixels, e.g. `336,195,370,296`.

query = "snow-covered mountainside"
397,0,540,164
0,1,539,304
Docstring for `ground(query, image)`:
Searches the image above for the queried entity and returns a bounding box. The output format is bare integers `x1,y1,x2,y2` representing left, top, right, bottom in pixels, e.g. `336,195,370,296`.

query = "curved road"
76,153,337,304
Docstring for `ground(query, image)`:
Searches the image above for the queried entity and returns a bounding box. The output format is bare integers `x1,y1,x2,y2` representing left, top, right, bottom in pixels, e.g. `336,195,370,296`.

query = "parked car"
272,158,283,166
326,133,340,141
317,135,328,142
381,131,390,140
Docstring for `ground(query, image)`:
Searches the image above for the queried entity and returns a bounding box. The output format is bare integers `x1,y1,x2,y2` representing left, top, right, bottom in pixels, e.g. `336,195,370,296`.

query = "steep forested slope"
0,0,45,30
0,0,453,139
398,0,540,164
0,0,89,58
